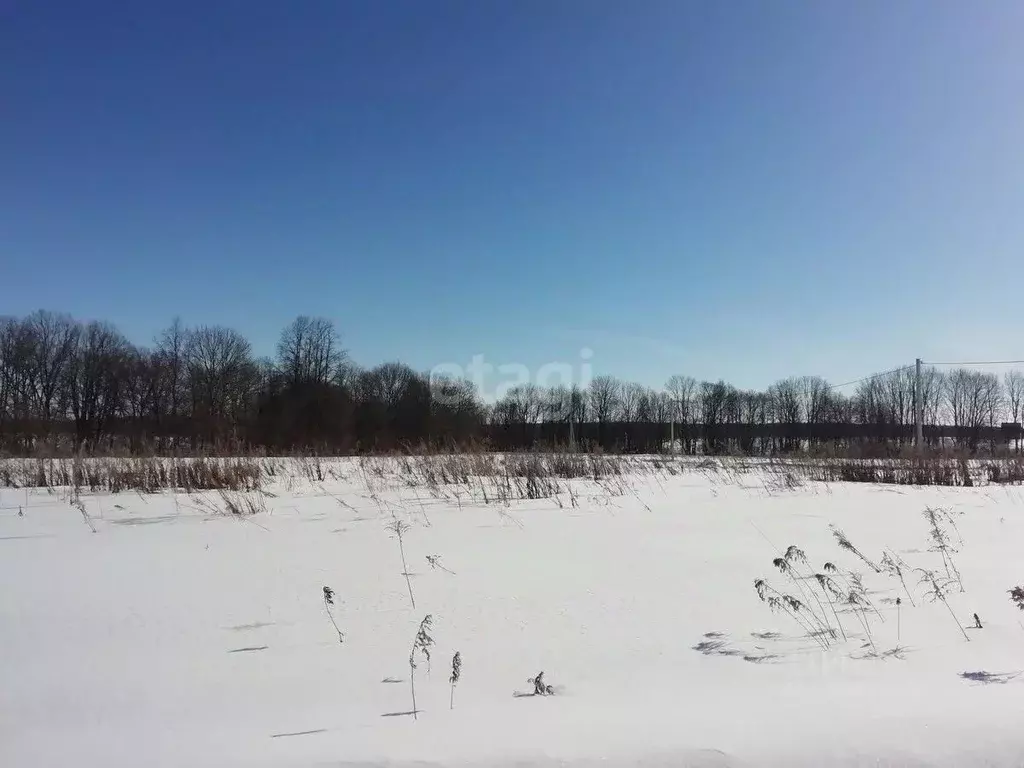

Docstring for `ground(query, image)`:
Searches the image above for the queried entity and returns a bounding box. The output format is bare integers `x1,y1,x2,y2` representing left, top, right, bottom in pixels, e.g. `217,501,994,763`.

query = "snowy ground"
3,459,1024,767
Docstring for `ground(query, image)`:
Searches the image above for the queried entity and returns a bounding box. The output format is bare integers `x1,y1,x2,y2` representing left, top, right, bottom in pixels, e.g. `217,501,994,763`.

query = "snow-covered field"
3,458,1024,767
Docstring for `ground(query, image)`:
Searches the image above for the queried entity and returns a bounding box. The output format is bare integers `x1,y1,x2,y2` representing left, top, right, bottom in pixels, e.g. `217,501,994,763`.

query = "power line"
822,364,916,393
774,364,916,403
923,359,1024,367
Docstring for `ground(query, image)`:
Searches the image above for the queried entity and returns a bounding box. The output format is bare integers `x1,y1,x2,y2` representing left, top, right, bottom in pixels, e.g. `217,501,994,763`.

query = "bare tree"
154,317,190,423
491,384,544,445
853,377,886,428
429,375,483,442
920,367,946,431
825,391,853,425
569,384,587,444
883,367,915,433
665,374,697,453
186,325,255,443
0,318,15,431
543,385,572,424
121,347,158,424
983,374,1004,427
650,390,673,423
699,380,730,454
665,374,696,424
63,321,131,446
334,359,362,391
1006,370,1024,453
277,316,346,386
588,376,621,426
1005,371,1024,424
738,390,770,454
491,390,525,426
24,310,80,426
632,386,660,424
945,368,1002,449
800,376,832,426
361,362,417,410
618,381,645,422
518,384,544,424
357,362,434,447
769,378,803,452
0,317,34,442
770,378,803,424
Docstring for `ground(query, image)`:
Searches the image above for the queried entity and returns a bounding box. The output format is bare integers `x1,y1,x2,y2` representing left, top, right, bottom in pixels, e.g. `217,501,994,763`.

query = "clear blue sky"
3,1,1022,392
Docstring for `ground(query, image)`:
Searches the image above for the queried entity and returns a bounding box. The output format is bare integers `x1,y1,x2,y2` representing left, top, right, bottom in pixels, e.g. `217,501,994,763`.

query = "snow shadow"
270,728,327,738
225,621,275,632
960,670,1022,685
693,631,813,664
692,639,742,657
111,515,179,527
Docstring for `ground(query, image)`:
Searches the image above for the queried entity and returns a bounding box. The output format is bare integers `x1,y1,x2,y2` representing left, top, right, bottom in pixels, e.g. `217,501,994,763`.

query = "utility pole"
915,358,924,451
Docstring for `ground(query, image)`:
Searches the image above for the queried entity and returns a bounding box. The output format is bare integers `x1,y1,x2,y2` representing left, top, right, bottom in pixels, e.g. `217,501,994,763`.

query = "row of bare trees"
489,369,1024,453
0,311,484,453
1,310,1021,454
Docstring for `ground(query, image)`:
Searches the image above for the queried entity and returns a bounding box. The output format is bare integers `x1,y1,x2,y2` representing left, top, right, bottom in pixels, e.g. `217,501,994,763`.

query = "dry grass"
0,455,267,492
783,456,1024,487
5,449,1021,498
216,488,268,515
363,449,663,504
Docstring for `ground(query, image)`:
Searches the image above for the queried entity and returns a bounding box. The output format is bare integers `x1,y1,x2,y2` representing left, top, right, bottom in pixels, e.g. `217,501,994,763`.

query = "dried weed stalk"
408,614,434,720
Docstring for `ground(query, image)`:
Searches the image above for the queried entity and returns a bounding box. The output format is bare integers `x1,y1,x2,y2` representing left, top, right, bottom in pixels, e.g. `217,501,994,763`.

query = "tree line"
1,310,1022,455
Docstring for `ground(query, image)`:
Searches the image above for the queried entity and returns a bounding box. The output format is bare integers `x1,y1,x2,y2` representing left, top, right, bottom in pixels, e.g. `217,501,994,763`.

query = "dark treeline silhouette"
1,310,1022,455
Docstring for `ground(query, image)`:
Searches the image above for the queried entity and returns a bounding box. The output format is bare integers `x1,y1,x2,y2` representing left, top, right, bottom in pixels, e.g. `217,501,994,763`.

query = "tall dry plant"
526,670,555,696
821,561,884,648
1009,586,1024,611
881,550,916,606
847,572,884,623
923,507,964,592
845,589,878,654
918,568,969,642
217,489,266,516
448,651,462,710
830,525,881,573
812,571,848,642
386,518,416,608
426,554,456,575
408,614,434,720
69,487,97,533
771,546,836,641
754,578,831,650
896,596,903,645
322,586,343,643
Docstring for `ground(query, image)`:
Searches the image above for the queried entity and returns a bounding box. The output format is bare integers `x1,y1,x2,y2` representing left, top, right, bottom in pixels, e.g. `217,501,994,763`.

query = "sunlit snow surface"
3,458,1023,767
